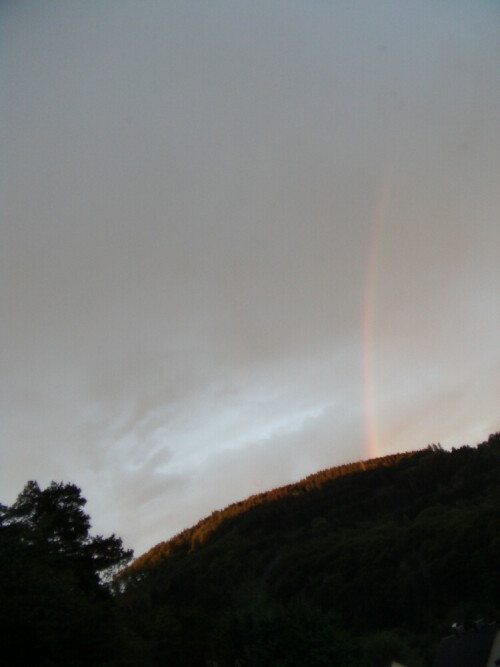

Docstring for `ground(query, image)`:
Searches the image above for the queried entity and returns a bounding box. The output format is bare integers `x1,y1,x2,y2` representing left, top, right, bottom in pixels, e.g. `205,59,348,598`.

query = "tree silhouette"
0,481,133,666
3,481,132,591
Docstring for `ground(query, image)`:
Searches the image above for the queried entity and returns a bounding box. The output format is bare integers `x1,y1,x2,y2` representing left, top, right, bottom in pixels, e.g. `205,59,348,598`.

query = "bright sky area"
1,0,499,556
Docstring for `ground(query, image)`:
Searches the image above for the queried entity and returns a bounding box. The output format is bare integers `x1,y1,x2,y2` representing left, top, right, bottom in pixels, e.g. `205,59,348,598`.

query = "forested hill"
126,448,421,573
117,433,500,667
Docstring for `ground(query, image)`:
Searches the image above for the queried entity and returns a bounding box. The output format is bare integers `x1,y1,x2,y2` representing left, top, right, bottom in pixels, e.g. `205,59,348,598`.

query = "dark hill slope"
118,433,500,667
127,449,421,572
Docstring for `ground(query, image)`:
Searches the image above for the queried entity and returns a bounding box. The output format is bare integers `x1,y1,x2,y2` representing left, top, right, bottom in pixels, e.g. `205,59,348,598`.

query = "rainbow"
363,173,392,459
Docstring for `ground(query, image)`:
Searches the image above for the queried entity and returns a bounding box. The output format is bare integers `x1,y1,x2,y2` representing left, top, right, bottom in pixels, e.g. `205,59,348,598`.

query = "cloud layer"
1,0,499,555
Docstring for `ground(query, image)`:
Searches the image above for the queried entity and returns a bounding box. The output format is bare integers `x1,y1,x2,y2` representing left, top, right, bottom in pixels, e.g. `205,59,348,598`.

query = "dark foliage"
117,432,500,666
0,481,133,667
1,433,498,666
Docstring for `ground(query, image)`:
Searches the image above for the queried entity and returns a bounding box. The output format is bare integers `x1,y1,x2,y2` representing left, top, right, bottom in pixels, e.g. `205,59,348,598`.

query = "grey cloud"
1,0,499,554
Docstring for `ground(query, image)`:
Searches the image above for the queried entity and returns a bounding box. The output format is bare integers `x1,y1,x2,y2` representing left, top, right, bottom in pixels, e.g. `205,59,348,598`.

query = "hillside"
126,448,421,573
117,432,500,667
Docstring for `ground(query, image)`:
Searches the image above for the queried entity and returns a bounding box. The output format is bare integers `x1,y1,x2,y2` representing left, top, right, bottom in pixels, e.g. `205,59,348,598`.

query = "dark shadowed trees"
0,481,133,667
117,433,500,667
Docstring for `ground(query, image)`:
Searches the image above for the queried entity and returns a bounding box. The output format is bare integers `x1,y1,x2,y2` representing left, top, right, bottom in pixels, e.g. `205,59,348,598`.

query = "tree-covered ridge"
1,432,498,666
125,449,422,574
118,433,500,666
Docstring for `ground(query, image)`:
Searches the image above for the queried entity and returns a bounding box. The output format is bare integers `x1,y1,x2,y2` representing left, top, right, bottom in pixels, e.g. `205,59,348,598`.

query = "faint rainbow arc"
363,173,392,460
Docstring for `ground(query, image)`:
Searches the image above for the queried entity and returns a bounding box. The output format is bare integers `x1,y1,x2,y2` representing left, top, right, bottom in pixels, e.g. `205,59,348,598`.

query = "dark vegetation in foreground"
1,433,499,666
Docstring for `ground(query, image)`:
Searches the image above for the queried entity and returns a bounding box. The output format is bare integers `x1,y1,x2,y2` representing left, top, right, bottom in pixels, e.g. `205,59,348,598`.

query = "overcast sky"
1,0,499,557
